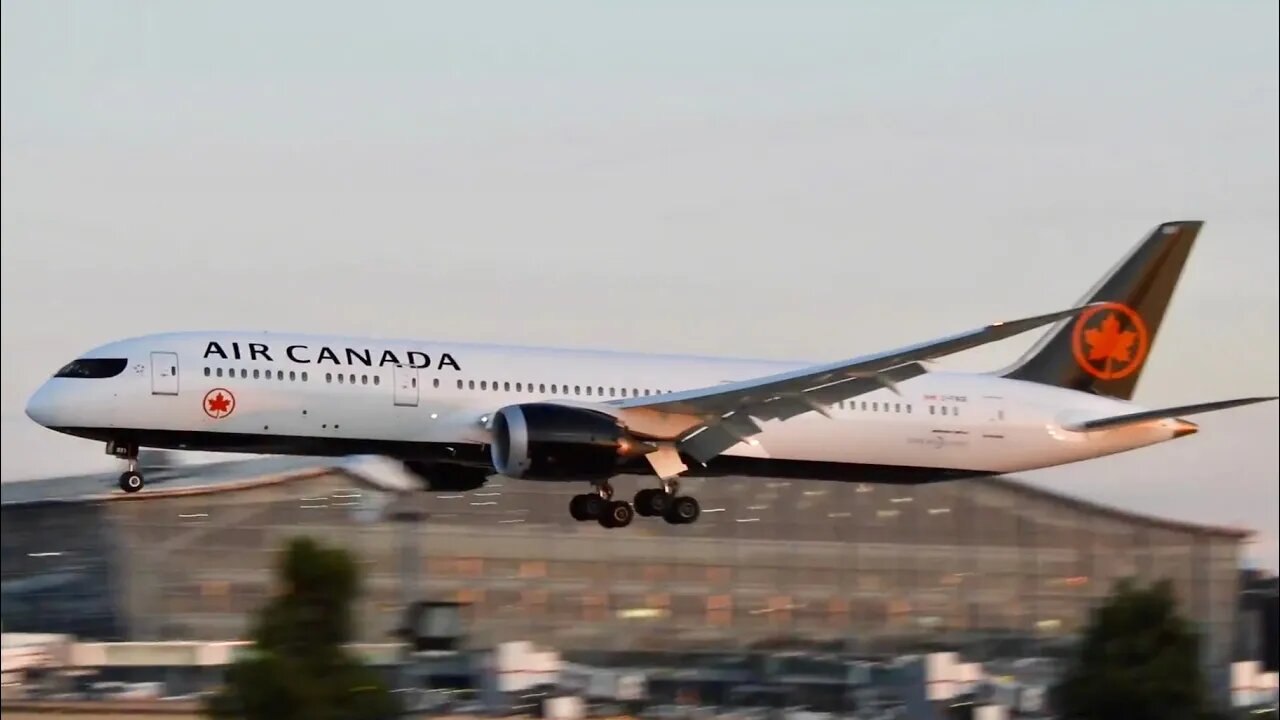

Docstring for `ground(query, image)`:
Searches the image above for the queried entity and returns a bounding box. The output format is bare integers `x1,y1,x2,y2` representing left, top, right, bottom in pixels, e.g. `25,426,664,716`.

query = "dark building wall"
0,502,127,639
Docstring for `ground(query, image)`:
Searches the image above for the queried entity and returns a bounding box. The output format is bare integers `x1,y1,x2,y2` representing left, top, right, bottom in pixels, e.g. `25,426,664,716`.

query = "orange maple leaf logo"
1083,312,1137,365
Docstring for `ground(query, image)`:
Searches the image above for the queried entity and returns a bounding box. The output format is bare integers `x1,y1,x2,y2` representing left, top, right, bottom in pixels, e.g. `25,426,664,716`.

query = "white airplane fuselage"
25,331,1192,483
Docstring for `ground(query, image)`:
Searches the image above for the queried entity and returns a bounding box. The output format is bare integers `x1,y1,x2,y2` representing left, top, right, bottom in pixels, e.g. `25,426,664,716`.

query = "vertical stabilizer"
1000,220,1201,400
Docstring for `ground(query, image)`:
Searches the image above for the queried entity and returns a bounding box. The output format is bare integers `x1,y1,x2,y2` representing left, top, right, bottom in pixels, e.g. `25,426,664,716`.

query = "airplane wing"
1062,396,1279,432
612,304,1099,464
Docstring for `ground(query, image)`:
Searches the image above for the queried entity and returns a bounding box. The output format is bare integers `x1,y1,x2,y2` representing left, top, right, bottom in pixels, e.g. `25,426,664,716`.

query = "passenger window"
216,368,223,377
574,385,581,395
326,373,333,383
239,369,246,378
906,404,912,413
597,386,604,396
338,374,345,384
894,403,900,413
586,386,593,396
373,376,380,386
411,377,416,388
362,375,368,385
302,372,308,382
469,380,475,390
433,378,440,388
481,381,487,390
861,402,867,411
941,406,948,416
873,402,878,411
929,405,935,415
540,383,547,393
346,374,353,384
204,367,211,377
620,388,627,397
457,379,463,389
289,371,296,381
504,381,511,391
516,382,522,392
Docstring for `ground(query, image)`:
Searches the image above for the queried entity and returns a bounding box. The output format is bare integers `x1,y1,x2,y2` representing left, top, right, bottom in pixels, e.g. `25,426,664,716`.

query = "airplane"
24,220,1277,529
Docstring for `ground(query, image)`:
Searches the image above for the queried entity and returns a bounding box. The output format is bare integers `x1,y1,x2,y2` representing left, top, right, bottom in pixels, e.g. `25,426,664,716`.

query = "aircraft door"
394,365,419,407
151,352,179,395
981,395,1005,440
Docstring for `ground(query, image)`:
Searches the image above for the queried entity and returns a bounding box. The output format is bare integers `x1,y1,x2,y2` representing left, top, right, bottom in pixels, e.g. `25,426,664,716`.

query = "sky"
2,1,1277,567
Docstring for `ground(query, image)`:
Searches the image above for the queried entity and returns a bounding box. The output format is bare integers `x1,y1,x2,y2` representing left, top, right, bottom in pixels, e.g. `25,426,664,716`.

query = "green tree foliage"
204,536,398,720
1050,577,1220,720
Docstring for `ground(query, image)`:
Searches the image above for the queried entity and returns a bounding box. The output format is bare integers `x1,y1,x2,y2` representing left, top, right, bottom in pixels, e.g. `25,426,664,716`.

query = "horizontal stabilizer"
1063,396,1278,432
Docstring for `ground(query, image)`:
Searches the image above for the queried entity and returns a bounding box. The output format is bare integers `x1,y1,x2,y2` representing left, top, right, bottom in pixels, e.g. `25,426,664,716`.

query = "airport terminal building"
1,456,1250,700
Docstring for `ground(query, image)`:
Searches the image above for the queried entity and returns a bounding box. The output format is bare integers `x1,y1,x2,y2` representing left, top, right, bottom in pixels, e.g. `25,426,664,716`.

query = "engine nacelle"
489,403,647,480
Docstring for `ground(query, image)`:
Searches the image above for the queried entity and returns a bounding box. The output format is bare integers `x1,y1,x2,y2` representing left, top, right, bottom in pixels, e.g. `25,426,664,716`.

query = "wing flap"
1063,396,1278,431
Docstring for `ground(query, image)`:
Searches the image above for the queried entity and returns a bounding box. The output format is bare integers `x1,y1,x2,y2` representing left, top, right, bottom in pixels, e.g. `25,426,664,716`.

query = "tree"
1050,577,1221,720
204,536,398,720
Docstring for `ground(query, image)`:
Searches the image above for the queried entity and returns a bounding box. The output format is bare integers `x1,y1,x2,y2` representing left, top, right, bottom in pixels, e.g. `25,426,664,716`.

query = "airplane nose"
25,384,55,427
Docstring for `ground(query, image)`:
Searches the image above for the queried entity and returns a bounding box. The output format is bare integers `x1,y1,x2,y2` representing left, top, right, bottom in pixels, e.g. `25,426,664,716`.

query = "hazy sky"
3,1,1277,566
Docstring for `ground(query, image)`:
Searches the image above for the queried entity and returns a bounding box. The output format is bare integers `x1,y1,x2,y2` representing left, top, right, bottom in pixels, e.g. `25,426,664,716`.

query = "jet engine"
488,403,651,480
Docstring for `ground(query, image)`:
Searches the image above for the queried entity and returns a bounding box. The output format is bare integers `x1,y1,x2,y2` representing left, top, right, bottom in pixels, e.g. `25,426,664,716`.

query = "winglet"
988,302,1109,334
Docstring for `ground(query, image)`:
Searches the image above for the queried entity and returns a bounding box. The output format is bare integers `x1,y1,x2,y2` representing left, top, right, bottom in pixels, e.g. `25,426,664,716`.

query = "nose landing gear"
107,441,145,494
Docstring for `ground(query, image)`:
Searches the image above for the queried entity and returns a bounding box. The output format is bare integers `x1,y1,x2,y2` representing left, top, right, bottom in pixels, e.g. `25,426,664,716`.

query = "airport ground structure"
0,455,1251,704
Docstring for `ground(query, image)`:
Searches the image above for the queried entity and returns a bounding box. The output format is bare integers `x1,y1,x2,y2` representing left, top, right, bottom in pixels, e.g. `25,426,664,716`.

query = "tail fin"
1000,220,1202,400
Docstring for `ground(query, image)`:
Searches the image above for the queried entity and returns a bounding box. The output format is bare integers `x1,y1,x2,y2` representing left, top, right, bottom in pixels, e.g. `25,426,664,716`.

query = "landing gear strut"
108,441,144,493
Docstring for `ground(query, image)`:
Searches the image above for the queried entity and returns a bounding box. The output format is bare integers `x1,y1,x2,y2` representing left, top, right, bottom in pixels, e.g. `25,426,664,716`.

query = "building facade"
0,459,1249,700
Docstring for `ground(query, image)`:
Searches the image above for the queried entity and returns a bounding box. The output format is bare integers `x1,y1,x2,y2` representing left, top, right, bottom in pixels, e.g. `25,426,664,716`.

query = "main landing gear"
108,441,145,494
568,479,700,529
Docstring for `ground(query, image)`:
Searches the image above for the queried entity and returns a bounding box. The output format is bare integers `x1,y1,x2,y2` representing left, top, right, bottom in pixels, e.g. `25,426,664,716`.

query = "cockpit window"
54,358,128,379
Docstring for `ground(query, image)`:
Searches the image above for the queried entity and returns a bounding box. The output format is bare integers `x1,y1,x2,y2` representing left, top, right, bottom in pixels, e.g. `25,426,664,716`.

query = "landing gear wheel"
598,500,634,529
664,495,700,525
633,488,672,517
118,471,144,493
570,493,605,521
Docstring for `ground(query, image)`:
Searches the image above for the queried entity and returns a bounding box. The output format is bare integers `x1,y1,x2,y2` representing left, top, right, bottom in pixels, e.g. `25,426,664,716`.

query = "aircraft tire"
569,493,603,521
664,495,700,525
633,488,670,517
119,471,144,493
598,500,634,529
